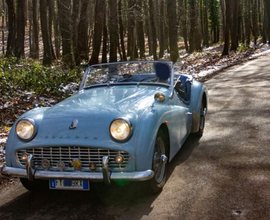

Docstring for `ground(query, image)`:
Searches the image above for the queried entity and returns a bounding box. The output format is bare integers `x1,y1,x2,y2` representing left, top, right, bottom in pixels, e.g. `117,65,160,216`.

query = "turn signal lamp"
21,153,28,161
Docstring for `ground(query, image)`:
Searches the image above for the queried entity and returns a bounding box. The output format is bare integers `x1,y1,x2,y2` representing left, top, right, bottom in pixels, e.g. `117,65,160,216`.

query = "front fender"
5,107,50,166
134,103,184,171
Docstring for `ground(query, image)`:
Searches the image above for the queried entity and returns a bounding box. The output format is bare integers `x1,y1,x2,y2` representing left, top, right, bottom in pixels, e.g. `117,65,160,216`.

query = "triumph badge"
69,119,78,129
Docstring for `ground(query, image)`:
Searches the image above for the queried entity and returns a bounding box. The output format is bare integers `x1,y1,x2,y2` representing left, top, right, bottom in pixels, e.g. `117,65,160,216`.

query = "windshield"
81,61,174,89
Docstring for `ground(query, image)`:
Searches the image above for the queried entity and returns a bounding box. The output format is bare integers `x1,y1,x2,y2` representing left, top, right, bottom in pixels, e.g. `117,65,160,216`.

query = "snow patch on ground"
180,43,270,81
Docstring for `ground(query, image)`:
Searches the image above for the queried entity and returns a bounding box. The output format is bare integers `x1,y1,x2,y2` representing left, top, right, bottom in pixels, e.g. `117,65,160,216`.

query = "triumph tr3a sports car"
1,61,208,193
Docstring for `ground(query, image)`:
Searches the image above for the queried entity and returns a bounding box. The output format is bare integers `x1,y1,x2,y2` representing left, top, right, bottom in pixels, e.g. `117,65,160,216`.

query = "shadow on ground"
0,135,200,220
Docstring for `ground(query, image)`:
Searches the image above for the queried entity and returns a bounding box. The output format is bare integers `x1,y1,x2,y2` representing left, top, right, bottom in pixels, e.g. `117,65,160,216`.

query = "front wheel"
149,130,168,194
20,178,49,192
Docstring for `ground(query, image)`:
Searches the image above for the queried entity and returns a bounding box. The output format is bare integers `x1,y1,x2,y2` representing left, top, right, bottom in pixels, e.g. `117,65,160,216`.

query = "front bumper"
0,166,154,182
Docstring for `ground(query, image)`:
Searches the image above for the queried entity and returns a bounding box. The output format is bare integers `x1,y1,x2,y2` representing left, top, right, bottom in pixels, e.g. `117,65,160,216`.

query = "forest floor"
1,40,270,189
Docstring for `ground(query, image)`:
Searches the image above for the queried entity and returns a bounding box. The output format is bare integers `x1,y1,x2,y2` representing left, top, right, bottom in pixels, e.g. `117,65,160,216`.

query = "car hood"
35,85,168,142
43,85,162,119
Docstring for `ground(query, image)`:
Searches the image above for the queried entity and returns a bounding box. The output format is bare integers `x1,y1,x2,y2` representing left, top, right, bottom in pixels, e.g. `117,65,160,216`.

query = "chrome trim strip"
169,63,175,99
1,166,154,181
80,60,174,90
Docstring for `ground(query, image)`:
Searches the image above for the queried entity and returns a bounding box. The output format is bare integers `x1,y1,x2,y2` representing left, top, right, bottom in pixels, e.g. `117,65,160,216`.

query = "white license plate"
49,179,89,191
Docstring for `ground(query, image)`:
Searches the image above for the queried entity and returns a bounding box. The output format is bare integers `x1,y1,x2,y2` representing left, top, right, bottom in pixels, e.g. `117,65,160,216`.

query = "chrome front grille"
16,146,130,171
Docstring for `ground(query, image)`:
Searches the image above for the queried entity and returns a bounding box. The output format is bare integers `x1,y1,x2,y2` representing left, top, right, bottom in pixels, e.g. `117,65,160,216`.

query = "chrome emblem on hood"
69,119,78,129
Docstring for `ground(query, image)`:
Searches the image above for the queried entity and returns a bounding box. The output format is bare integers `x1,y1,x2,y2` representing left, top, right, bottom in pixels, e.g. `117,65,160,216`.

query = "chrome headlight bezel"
15,118,36,141
109,118,132,142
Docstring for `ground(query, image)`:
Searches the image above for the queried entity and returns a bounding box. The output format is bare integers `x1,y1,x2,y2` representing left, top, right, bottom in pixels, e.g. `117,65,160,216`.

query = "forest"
0,0,269,67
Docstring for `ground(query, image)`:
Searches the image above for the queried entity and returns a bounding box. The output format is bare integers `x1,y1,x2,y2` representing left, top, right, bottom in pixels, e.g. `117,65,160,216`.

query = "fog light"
21,153,28,161
115,155,124,164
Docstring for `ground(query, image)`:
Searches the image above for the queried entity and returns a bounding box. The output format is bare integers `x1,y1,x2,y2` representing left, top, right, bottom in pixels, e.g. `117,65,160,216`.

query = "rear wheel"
20,178,49,192
196,101,206,137
149,130,168,194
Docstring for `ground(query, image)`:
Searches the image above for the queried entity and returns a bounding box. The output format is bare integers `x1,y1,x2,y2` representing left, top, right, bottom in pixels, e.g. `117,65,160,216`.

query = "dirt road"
1,55,270,220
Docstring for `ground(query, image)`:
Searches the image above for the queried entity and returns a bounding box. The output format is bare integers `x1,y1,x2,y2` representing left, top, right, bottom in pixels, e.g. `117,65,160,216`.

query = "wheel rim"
199,103,206,131
153,137,166,183
200,112,205,131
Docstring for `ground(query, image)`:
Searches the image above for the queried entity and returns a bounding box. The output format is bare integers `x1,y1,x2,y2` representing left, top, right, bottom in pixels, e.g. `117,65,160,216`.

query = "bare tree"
149,0,157,60
167,0,179,62
58,0,75,67
30,0,39,59
230,0,238,51
77,0,90,64
15,0,26,58
222,0,230,56
137,0,145,59
89,0,105,65
40,0,53,65
118,0,127,61
5,0,16,57
108,0,118,62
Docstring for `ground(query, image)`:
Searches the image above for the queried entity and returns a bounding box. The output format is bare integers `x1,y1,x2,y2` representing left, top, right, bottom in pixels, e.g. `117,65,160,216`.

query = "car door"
174,80,192,143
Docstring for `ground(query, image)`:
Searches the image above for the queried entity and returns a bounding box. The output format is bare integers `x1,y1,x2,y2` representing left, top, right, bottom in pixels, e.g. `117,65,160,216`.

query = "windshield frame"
79,61,175,96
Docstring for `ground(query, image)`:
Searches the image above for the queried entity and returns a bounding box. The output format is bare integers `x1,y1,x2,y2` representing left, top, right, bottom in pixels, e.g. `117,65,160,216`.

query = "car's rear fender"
190,81,208,133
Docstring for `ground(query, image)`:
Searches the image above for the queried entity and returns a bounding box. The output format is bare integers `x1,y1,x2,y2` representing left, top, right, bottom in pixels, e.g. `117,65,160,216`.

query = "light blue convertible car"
1,61,208,193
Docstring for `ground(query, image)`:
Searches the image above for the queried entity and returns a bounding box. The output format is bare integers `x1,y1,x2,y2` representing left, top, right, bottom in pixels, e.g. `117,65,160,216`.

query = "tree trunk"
58,0,75,67
127,0,136,59
89,0,105,65
262,0,267,43
179,0,188,52
77,0,89,64
5,0,16,57
144,0,152,56
30,0,39,59
108,0,118,62
222,0,230,56
167,0,179,61
15,0,26,59
102,5,108,63
264,0,270,43
72,0,80,63
149,0,157,60
252,0,258,46
137,0,145,59
40,0,53,65
230,0,238,51
47,0,56,60
52,0,60,58
202,0,209,47
118,0,127,61
245,0,251,46
159,0,165,58
189,0,199,52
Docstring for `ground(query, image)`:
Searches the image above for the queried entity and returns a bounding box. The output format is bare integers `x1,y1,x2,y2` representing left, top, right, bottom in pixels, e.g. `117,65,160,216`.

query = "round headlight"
110,118,132,141
16,119,35,140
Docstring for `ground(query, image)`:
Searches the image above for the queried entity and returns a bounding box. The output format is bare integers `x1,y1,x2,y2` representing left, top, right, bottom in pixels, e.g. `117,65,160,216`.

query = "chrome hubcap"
153,137,166,183
200,108,206,130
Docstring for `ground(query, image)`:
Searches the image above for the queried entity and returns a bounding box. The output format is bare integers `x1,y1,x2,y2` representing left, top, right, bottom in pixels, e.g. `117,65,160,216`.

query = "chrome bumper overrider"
0,166,154,182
